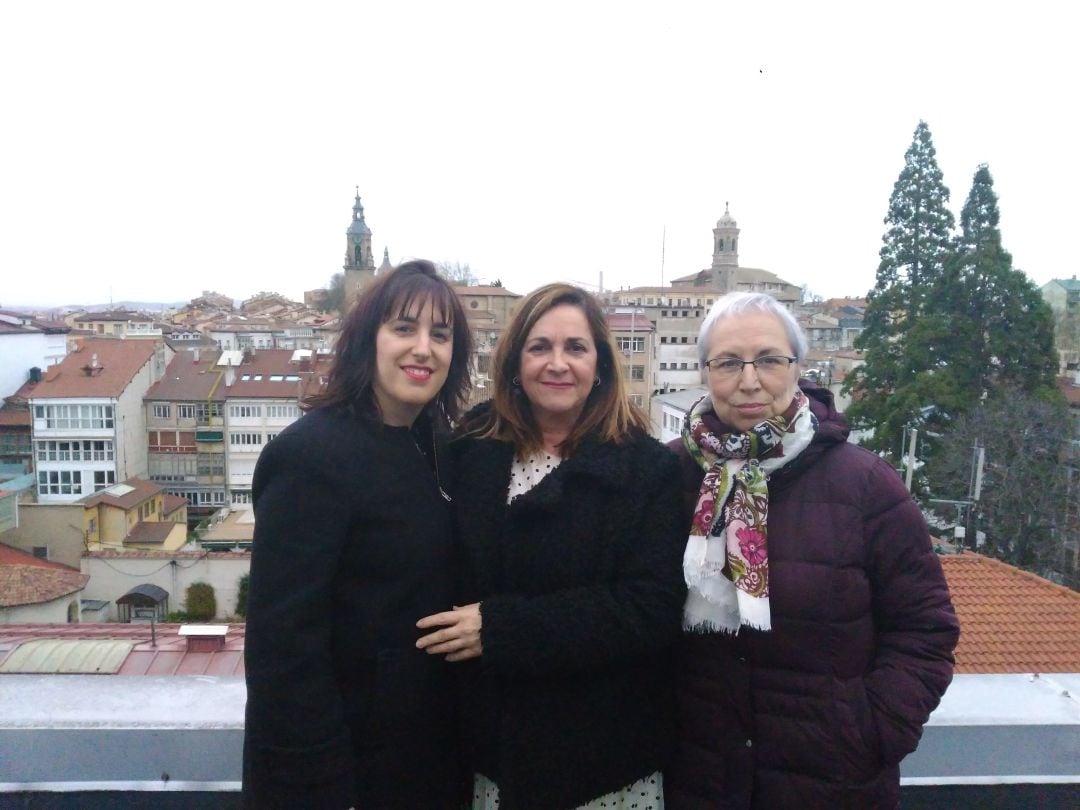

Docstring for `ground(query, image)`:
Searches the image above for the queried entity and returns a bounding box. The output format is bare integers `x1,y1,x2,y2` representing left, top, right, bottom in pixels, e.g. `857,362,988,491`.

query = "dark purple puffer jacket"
665,384,959,810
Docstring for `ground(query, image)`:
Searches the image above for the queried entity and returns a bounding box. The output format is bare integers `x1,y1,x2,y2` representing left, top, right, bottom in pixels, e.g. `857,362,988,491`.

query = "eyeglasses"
703,355,797,377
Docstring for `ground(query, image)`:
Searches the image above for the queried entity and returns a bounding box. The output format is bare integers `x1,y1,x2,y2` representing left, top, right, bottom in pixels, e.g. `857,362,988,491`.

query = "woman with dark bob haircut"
243,259,472,810
416,283,688,809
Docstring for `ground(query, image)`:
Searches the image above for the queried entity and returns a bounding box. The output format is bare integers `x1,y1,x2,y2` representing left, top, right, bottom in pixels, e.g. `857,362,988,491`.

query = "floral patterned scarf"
681,391,816,634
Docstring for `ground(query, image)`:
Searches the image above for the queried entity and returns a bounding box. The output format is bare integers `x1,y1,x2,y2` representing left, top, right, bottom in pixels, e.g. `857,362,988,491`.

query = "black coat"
242,406,462,810
664,385,959,810
450,426,688,810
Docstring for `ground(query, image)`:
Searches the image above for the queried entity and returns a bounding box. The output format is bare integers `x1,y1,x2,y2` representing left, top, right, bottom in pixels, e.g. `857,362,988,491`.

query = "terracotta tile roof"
940,553,1080,674
79,477,163,510
161,494,188,516
0,623,246,676
221,349,331,400
124,522,176,545
144,349,225,401
0,543,88,607
0,410,31,427
24,339,158,399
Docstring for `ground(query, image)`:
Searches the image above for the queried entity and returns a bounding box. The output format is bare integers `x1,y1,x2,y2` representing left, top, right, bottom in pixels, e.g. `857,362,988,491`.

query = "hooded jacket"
664,383,959,810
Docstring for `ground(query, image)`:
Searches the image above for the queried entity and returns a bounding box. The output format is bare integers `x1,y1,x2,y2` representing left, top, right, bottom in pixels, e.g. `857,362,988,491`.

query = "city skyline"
3,2,1075,307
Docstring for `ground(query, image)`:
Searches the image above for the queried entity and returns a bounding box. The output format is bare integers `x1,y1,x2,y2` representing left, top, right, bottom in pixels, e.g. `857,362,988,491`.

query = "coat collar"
453,431,638,512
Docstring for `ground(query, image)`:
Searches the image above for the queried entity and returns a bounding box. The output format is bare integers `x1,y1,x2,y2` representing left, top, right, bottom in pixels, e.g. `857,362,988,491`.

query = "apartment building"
144,349,228,521
205,319,331,354
0,311,70,399
70,310,163,339
1041,277,1080,372
26,339,171,502
600,286,720,394
221,349,330,505
80,477,188,553
606,311,655,409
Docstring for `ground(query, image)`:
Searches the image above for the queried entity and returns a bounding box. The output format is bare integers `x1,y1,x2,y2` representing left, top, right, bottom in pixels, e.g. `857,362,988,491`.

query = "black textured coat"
450,425,688,810
242,406,462,810
664,385,959,810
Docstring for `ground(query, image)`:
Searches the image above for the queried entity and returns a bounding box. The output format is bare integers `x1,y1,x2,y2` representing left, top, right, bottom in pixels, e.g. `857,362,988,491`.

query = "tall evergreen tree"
846,121,956,451
919,164,1058,409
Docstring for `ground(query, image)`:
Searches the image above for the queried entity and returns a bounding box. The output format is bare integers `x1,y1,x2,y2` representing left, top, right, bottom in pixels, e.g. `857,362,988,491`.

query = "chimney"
225,367,236,387
179,624,228,653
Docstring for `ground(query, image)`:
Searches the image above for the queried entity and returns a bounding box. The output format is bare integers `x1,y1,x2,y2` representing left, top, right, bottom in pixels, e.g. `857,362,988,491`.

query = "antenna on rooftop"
660,226,666,288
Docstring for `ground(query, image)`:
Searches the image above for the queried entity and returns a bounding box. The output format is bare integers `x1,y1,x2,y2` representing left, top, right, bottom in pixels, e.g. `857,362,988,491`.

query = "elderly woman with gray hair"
664,292,959,810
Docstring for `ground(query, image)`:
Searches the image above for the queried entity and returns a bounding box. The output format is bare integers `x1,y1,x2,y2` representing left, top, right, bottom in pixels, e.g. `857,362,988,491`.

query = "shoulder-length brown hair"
460,283,649,455
305,259,473,424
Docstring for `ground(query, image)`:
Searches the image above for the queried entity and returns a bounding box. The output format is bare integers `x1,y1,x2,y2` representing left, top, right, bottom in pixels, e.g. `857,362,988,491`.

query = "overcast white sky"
2,1,1076,309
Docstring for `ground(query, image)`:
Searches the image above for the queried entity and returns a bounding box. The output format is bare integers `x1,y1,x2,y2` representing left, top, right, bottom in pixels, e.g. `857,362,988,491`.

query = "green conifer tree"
846,121,956,451
922,164,1058,408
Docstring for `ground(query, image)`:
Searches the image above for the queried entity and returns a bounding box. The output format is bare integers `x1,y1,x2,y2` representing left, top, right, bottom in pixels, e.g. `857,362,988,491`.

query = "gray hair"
697,292,808,367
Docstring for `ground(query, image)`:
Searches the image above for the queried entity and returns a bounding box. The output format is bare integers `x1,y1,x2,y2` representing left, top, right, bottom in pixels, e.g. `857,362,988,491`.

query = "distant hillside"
3,300,197,314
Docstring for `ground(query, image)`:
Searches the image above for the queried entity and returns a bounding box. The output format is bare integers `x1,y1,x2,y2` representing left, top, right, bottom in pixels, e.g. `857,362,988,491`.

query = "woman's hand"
416,602,483,662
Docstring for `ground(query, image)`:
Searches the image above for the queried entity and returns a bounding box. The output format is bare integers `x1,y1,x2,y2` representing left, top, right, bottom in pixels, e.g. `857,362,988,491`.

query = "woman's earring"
594,377,601,387
512,376,521,387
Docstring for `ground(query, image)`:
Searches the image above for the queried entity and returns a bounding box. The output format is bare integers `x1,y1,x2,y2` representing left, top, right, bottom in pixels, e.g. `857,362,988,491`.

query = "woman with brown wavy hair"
417,283,687,810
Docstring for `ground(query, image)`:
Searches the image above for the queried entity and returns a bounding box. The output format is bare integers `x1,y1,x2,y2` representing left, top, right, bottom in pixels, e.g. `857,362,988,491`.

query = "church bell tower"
343,188,377,306
711,203,740,291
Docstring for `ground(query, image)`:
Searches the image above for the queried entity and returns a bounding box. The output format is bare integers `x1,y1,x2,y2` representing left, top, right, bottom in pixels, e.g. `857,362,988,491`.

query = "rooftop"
219,349,331,400
0,623,246,676
0,410,31,427
606,312,656,332
0,543,88,607
20,339,160,399
143,348,225,402
124,521,178,546
940,553,1080,674
79,477,163,511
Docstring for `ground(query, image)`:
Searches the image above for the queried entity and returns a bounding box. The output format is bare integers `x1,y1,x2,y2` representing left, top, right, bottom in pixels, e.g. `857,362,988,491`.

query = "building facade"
144,349,228,521
27,340,171,503
1041,277,1080,372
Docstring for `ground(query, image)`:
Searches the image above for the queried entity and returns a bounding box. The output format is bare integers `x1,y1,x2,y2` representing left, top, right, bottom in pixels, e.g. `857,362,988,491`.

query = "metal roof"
116,584,169,605
0,638,134,674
